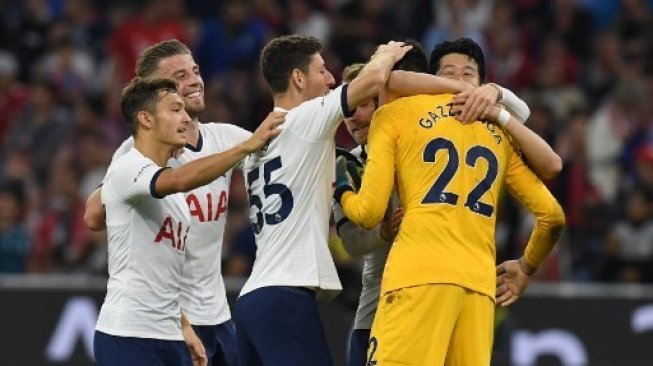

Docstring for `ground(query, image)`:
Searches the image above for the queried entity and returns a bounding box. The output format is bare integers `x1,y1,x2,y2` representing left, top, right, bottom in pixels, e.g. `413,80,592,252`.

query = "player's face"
304,53,335,100
153,54,204,119
152,91,191,147
344,98,376,145
435,53,480,87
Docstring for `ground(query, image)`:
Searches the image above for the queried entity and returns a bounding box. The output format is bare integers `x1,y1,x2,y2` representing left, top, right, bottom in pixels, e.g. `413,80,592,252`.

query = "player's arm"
384,70,471,103
496,84,530,123
84,136,137,231
334,203,390,256
454,83,531,124
486,106,562,179
181,312,207,366
84,187,106,231
335,106,397,229
153,112,284,197
496,152,566,306
345,41,412,110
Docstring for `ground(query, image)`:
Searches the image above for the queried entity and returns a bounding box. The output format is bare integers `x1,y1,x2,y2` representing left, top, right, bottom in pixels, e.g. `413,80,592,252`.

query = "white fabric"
239,85,349,299
96,148,190,340
107,122,251,325
174,123,250,325
499,86,530,124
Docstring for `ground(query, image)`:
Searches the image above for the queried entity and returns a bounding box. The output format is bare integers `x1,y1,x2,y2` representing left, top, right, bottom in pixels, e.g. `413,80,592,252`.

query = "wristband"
497,108,511,127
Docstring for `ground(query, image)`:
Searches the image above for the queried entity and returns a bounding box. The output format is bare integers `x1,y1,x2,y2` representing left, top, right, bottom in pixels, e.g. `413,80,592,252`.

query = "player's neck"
273,88,305,111
133,135,177,167
185,119,200,147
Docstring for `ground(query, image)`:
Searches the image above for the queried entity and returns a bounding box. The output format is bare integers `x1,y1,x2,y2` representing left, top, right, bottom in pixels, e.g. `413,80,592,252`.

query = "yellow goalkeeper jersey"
340,93,563,299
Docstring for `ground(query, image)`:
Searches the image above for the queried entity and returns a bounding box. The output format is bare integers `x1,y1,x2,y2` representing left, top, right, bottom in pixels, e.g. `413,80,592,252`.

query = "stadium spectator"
0,181,29,273
604,188,653,282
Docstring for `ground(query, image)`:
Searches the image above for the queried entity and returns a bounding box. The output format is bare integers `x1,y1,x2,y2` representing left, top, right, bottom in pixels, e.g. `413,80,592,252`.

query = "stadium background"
0,0,653,365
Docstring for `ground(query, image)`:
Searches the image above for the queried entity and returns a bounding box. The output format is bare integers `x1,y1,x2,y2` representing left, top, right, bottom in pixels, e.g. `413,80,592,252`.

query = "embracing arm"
486,106,562,179
346,41,412,110
385,71,470,101
154,112,285,197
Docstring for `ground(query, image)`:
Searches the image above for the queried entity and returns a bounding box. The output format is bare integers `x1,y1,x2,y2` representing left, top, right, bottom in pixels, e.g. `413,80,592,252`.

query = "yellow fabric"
340,93,564,299
368,284,494,366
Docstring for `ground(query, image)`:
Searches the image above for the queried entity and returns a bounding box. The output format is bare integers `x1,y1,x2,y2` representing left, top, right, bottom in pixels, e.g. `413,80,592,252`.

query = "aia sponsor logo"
186,191,228,222
154,216,188,252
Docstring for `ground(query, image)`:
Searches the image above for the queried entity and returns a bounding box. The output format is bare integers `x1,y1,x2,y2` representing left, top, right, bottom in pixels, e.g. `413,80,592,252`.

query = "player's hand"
452,84,501,124
495,258,533,307
335,156,355,192
372,41,413,63
380,206,404,242
244,111,286,153
182,326,207,366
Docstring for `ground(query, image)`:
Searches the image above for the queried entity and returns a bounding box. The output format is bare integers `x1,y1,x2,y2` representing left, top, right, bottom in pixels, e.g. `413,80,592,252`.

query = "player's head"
392,40,429,73
120,77,190,147
260,35,335,100
341,63,376,145
429,38,485,86
135,40,204,119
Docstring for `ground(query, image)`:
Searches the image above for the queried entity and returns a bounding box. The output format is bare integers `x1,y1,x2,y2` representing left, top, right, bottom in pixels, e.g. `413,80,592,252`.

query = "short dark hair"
136,39,192,78
120,78,178,135
392,40,429,73
260,35,322,94
429,38,486,82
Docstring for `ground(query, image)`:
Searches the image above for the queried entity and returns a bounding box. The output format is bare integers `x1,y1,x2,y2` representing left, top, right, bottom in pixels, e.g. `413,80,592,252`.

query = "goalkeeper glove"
334,156,355,204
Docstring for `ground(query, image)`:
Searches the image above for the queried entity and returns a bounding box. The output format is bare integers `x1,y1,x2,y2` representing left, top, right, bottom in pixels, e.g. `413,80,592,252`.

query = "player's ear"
137,110,154,130
291,68,305,90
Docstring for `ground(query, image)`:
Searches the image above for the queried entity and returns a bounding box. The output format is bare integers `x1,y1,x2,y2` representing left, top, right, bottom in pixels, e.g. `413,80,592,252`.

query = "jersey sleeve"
104,155,169,204
504,150,566,269
286,84,353,142
340,103,398,229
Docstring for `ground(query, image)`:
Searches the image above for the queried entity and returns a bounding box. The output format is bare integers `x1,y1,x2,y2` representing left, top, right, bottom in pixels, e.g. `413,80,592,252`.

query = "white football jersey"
239,84,351,299
96,148,190,340
109,122,251,326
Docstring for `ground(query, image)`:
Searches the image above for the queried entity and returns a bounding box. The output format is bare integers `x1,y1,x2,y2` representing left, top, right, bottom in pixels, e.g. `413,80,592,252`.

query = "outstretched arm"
153,112,285,197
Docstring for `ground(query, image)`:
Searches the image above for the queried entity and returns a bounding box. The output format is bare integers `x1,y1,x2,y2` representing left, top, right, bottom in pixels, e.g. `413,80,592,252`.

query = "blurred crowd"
0,0,652,287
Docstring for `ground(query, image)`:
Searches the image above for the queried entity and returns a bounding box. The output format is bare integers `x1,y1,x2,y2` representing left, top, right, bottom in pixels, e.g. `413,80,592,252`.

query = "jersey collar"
185,130,203,152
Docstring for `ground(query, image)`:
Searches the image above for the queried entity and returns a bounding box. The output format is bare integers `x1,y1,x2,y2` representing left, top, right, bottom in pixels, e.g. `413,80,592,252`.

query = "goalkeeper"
333,40,545,366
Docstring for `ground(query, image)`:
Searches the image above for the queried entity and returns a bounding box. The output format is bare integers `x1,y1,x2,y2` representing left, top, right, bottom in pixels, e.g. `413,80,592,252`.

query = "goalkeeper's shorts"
368,283,494,365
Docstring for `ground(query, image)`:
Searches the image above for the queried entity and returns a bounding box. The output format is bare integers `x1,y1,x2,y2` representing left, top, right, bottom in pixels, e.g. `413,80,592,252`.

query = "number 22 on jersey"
421,137,498,217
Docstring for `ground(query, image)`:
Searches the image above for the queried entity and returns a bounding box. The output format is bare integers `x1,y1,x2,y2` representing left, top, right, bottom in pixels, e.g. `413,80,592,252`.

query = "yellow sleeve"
504,150,566,270
340,104,398,229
